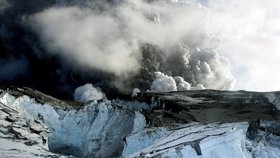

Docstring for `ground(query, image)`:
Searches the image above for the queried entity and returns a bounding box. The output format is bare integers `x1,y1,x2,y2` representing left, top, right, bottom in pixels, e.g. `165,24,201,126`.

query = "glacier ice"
0,92,145,157
0,88,280,158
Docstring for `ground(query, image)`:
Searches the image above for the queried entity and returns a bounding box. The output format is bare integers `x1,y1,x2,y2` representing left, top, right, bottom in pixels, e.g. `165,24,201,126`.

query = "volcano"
0,0,279,158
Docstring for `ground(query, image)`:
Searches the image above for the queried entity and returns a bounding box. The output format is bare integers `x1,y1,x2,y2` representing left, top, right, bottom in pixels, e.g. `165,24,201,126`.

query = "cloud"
190,49,234,89
28,6,141,76
27,1,211,75
1,0,276,93
150,71,205,92
150,71,177,92
74,83,105,102
206,0,280,91
25,0,235,92
174,76,191,91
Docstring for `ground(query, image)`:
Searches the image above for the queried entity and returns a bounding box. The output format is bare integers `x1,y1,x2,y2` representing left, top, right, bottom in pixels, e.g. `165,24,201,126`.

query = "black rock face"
136,90,280,124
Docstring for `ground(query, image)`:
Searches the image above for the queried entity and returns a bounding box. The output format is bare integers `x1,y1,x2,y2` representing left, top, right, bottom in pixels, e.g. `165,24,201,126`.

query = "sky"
203,0,280,91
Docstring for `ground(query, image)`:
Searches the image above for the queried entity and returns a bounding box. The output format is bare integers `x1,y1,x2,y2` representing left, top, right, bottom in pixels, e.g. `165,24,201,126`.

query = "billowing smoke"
206,0,280,91
150,72,177,92
0,0,236,98
150,71,205,92
27,0,233,90
74,83,106,103
28,6,141,76
174,76,191,91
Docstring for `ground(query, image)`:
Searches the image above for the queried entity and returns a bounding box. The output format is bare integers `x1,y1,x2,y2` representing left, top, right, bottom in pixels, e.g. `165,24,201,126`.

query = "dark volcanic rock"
136,90,280,124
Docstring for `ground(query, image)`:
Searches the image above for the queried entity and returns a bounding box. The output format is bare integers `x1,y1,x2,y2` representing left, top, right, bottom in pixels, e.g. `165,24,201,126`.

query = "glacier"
0,87,280,157
0,88,145,157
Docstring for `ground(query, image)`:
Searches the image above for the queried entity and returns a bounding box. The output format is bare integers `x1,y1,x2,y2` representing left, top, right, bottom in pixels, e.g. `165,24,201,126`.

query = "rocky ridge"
0,87,280,157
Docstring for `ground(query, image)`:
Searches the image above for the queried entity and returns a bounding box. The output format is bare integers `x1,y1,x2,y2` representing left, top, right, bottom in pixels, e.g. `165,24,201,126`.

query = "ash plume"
0,0,235,98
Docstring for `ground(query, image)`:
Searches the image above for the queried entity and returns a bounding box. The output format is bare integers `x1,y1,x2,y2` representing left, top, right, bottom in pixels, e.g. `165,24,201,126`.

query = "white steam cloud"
151,72,177,92
150,71,205,92
26,0,235,91
28,6,141,76
174,76,191,91
206,0,280,91
27,0,211,75
74,83,105,103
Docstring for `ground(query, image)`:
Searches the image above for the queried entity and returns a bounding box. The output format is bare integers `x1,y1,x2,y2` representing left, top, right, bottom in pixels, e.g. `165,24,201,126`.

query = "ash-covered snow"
112,100,151,111
0,138,61,158
127,123,241,157
0,94,62,157
248,121,280,158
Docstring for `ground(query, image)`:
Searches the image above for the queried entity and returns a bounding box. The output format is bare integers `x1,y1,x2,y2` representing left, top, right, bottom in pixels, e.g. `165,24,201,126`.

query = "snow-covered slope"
0,87,280,157
0,88,145,157
124,123,248,158
0,94,59,157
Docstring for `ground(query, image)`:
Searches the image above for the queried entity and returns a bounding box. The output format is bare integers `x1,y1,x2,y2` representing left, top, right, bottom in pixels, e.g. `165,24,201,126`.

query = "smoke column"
7,0,278,98
27,0,234,91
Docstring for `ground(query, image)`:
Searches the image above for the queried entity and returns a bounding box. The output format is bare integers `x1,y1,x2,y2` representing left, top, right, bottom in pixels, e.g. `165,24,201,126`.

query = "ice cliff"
0,87,280,157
